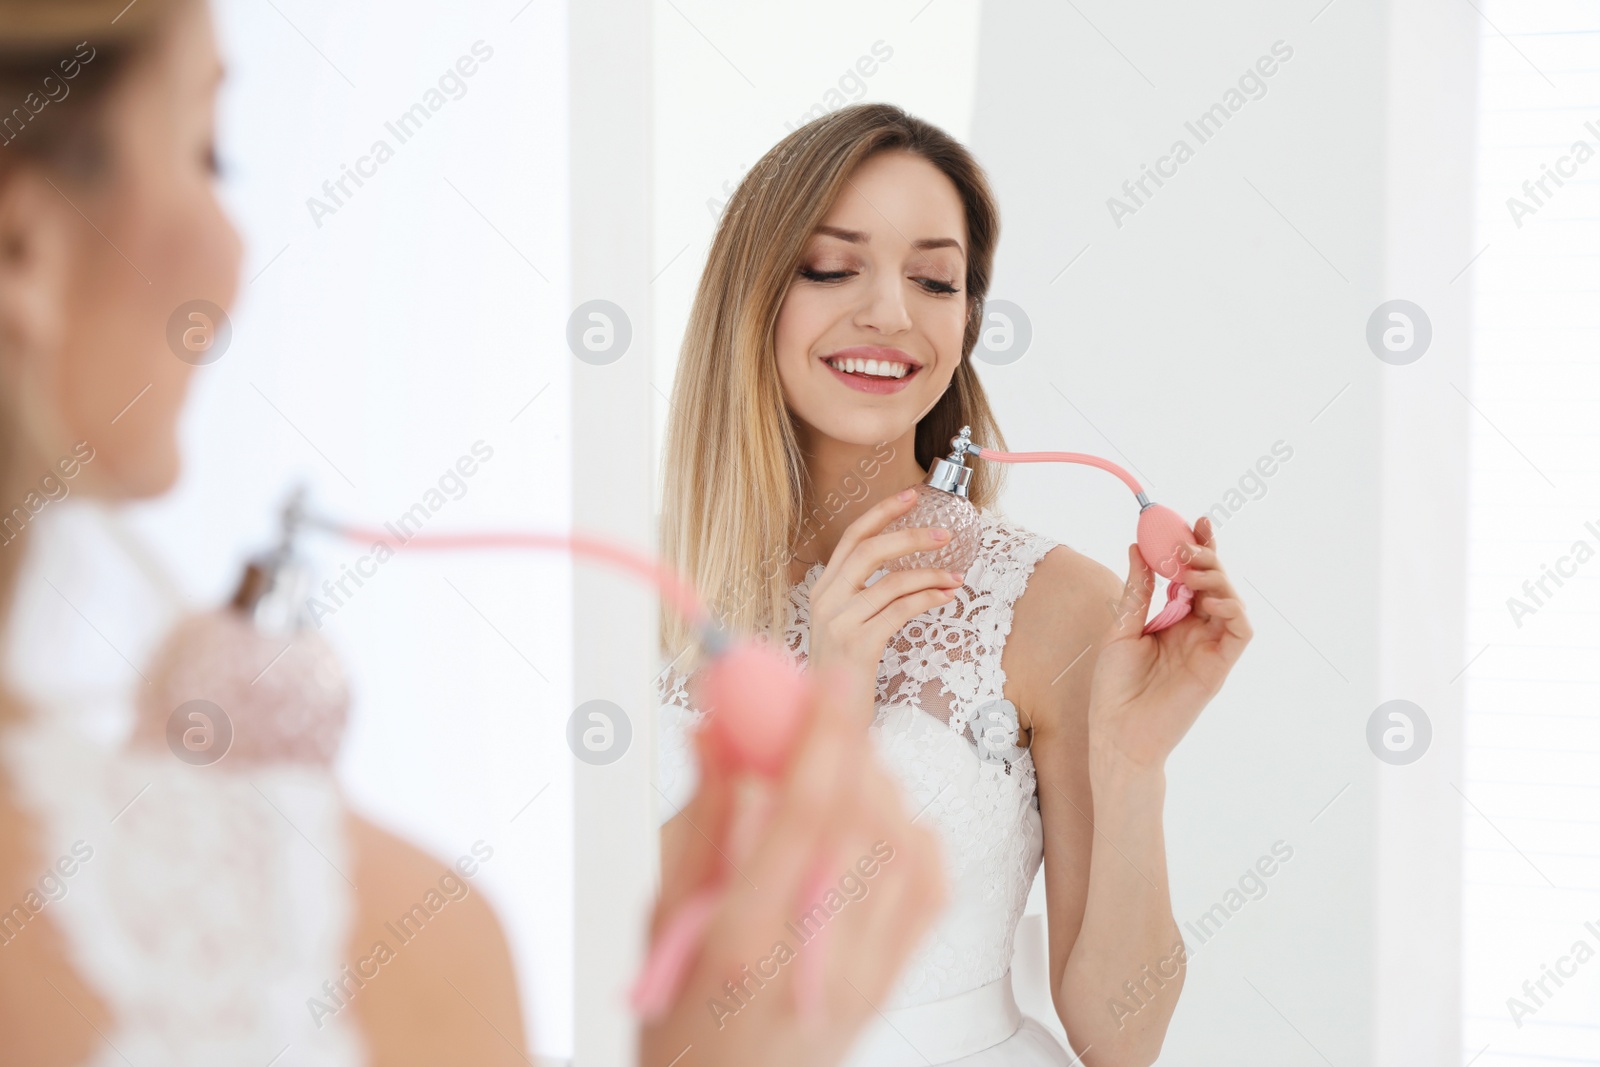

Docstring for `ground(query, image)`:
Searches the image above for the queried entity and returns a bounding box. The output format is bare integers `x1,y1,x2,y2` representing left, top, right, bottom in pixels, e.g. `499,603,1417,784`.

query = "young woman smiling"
657,104,1253,1067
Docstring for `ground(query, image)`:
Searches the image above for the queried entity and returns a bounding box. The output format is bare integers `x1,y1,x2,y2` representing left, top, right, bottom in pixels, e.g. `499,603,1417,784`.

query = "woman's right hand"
805,488,965,705
641,667,947,1067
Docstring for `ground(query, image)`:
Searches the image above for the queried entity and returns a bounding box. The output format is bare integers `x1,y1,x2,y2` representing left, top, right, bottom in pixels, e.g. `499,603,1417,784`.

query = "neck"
793,425,927,565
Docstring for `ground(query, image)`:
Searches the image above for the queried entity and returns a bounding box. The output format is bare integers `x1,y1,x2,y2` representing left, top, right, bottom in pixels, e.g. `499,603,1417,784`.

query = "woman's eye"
799,267,852,282
917,277,960,295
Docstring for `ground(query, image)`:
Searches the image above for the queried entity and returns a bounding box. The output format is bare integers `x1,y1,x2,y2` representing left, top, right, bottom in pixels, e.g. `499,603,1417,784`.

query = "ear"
0,167,75,379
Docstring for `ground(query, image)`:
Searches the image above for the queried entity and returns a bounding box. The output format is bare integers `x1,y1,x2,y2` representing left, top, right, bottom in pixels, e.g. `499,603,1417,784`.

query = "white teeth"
828,356,911,379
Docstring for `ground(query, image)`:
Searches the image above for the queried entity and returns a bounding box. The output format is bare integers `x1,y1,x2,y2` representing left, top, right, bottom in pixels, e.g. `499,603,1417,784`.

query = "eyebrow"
814,224,964,256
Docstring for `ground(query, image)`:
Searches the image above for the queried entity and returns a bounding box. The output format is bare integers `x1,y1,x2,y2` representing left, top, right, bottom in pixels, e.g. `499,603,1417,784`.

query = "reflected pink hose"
319,522,822,1021
327,525,712,633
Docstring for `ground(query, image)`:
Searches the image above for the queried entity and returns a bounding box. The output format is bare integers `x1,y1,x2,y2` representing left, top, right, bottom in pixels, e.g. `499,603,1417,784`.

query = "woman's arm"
1008,546,1185,1067
1014,519,1252,1067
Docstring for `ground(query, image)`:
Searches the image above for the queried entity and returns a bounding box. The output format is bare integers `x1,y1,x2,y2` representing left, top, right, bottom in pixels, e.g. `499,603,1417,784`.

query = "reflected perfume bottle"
882,427,983,575
130,487,350,767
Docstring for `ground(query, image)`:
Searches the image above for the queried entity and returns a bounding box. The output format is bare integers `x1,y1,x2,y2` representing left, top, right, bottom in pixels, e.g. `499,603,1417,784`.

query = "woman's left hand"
1086,516,1253,773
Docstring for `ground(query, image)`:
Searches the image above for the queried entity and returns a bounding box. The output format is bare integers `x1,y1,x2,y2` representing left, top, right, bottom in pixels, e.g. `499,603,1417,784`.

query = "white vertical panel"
571,0,654,1062
1463,3,1600,1064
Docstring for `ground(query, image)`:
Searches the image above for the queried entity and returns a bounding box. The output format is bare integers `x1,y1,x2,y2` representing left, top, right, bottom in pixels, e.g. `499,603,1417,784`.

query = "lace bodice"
2,719,365,1066
657,508,1059,1008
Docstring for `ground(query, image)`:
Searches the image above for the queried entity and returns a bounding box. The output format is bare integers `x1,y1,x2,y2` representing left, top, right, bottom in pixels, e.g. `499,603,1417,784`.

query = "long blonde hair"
0,0,182,721
659,103,1009,664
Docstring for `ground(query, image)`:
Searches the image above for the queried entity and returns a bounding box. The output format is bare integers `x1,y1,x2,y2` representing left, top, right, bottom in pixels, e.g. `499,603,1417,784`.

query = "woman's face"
5,0,240,499
774,149,970,454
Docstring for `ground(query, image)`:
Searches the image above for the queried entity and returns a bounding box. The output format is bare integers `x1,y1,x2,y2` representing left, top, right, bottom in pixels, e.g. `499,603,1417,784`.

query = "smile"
821,347,922,395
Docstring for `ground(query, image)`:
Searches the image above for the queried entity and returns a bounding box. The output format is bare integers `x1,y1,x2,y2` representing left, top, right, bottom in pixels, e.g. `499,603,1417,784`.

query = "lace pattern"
2,719,365,1066
657,509,1059,1007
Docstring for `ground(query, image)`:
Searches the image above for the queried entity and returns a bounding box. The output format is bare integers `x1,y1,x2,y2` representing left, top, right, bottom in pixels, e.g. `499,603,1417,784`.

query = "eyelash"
797,266,960,296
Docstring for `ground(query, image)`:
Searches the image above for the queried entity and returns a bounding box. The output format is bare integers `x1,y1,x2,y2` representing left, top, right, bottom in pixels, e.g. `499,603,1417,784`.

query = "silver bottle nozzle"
924,425,982,498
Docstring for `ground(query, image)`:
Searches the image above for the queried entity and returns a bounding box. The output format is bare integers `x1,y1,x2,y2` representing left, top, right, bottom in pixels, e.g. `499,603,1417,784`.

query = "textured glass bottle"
883,427,983,575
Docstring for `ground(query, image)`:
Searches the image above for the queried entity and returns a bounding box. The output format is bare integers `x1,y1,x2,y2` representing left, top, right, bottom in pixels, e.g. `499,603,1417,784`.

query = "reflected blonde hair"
659,104,1009,665
0,0,184,721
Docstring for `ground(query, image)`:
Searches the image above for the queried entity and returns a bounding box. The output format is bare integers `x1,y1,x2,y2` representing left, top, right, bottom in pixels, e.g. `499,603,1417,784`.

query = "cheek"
773,289,829,398
58,176,240,495
774,290,823,369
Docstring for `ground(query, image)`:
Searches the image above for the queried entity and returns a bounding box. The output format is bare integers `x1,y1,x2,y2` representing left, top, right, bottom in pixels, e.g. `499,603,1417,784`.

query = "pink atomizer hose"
882,426,1199,634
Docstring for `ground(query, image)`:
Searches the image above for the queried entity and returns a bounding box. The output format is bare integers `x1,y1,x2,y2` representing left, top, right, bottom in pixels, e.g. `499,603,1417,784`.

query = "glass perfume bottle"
883,427,983,574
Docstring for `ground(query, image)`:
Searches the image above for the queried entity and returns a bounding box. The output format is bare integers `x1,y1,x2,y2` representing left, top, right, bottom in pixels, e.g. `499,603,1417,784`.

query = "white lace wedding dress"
657,508,1079,1066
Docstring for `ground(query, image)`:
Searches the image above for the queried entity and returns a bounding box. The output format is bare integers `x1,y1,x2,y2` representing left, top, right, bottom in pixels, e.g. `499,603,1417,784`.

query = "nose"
852,269,912,335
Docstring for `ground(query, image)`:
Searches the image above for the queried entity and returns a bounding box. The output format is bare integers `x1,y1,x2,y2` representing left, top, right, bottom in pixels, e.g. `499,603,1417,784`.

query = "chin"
85,443,183,501
813,413,915,448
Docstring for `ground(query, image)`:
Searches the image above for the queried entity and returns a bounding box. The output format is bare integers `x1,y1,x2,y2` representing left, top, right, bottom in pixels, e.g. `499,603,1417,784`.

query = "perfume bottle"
131,486,350,767
882,427,983,575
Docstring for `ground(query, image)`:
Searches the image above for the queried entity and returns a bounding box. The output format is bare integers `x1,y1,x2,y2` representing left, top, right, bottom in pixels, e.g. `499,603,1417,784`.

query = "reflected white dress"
658,509,1078,1066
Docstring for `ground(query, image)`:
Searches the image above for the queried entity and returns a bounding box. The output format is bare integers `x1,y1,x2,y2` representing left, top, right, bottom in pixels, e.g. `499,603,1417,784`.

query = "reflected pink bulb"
882,482,982,575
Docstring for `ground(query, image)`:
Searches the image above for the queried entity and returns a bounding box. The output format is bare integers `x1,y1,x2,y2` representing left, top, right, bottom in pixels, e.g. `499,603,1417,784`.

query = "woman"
0,4,943,1064
657,104,1253,1066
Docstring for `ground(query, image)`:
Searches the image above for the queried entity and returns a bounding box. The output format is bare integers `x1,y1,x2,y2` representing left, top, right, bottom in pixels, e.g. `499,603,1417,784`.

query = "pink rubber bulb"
699,641,811,778
1135,505,1198,634
1136,504,1197,581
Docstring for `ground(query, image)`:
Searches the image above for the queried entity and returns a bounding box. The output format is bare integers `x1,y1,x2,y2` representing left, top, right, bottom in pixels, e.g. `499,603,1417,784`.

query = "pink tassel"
1142,580,1193,634
628,887,720,1021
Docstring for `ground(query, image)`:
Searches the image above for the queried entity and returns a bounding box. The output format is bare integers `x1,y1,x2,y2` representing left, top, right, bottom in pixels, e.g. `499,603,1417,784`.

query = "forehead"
815,150,967,252
128,0,222,99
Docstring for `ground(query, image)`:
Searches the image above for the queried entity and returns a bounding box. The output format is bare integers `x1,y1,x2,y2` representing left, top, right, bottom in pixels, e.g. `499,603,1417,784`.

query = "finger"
825,488,922,572
852,830,944,998
654,725,737,927
1110,543,1155,639
1196,594,1245,620
832,567,963,626
837,527,956,588
735,668,859,904
837,793,944,1000
1196,593,1254,656
1178,565,1239,599
860,586,960,646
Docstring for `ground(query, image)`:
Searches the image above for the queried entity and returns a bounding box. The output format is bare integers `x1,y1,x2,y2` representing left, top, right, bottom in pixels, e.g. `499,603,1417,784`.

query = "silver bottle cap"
924,426,981,498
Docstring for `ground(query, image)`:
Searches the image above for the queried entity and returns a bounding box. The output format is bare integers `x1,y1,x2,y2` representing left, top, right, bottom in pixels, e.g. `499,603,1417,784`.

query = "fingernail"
931,528,950,541
949,571,964,583
898,488,916,501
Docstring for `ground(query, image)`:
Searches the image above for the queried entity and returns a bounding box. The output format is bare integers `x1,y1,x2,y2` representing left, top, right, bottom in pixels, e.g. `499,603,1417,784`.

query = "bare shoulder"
1003,541,1125,732
345,813,528,1066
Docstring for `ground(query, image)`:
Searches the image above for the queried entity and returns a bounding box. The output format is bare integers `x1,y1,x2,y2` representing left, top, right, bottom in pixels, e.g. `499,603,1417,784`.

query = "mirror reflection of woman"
657,105,1253,1066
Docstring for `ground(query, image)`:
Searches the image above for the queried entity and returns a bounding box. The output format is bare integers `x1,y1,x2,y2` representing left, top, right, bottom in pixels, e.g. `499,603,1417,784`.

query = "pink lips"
821,346,922,396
